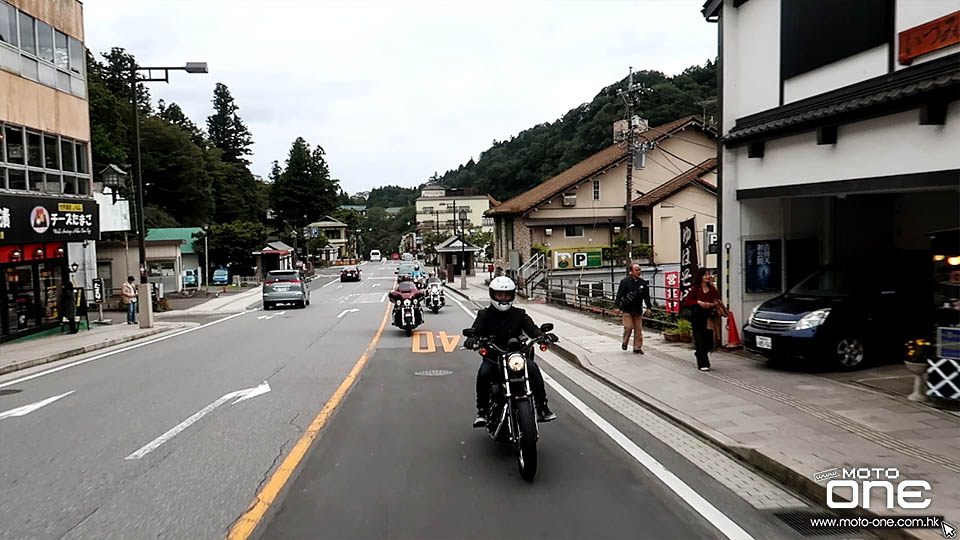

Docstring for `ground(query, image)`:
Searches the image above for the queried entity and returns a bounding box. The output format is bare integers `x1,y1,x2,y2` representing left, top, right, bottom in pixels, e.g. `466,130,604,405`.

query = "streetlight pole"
460,209,467,290
128,61,207,329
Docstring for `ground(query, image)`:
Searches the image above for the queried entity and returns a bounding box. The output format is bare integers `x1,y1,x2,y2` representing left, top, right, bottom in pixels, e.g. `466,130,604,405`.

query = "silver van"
262,270,310,310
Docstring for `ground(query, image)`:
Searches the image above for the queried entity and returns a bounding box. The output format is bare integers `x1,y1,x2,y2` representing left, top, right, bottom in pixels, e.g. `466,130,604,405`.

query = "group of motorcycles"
389,274,446,336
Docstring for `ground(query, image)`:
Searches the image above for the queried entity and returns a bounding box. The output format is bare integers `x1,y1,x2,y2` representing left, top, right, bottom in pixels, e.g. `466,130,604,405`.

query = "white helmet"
488,276,516,312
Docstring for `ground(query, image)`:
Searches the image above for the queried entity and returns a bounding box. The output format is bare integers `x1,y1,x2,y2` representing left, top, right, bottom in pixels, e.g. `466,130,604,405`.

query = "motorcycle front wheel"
515,399,538,482
405,326,413,337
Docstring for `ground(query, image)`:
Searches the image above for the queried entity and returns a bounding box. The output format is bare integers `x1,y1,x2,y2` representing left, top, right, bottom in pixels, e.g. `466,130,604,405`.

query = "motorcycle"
392,295,424,336
462,323,558,482
425,283,445,313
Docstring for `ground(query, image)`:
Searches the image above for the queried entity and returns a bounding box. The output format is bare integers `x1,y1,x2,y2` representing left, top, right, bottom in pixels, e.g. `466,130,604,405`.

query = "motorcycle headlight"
403,299,411,306
794,308,831,330
395,300,402,306
507,353,525,372
748,305,760,325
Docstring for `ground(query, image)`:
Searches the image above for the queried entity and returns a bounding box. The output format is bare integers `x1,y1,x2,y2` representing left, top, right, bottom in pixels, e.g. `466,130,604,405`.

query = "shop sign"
745,239,782,294
0,195,99,243
665,271,680,313
553,249,602,269
898,10,960,65
679,218,699,300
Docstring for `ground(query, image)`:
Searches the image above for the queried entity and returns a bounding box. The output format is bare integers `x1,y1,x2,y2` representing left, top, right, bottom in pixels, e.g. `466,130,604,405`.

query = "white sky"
83,0,716,194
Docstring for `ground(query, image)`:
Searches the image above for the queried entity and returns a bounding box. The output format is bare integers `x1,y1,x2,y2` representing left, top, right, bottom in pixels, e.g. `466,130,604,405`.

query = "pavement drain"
414,369,453,377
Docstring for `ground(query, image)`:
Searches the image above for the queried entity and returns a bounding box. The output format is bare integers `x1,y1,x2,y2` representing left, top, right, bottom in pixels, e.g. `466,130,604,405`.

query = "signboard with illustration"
0,194,99,243
553,249,602,269
744,239,782,293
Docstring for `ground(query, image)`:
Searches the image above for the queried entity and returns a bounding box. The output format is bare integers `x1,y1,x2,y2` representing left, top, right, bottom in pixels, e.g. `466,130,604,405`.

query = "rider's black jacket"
470,306,543,352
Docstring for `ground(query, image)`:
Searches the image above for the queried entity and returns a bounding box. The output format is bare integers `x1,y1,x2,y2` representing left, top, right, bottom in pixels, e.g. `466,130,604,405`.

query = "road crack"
57,505,101,540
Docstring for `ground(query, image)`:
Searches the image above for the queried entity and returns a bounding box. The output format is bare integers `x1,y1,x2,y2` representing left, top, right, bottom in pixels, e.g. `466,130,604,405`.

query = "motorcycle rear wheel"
405,327,413,337
515,399,538,482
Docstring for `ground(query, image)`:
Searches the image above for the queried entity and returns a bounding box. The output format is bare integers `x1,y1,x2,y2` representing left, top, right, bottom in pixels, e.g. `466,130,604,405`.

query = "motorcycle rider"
466,276,557,428
389,279,424,327
426,271,443,287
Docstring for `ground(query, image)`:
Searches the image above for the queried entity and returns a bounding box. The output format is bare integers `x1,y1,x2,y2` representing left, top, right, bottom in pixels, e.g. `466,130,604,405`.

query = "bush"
666,318,692,336
643,301,677,332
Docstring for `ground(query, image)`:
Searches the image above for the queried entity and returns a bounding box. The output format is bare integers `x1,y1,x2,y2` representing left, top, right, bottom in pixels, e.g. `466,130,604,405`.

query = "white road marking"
0,390,75,420
125,381,271,460
450,297,755,539
258,311,286,320
371,283,381,288
337,308,359,319
337,285,343,289
0,312,249,390
380,292,388,303
322,279,339,288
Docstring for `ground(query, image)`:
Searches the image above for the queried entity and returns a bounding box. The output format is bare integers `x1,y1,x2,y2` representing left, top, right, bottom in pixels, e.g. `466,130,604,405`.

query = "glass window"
43,135,58,169
54,30,68,69
20,54,37,79
8,168,25,189
17,11,34,55
0,42,17,72
60,140,74,171
0,1,16,46
28,169,43,191
4,125,24,164
36,20,52,62
76,176,88,195
70,75,85,98
564,225,584,238
75,142,87,173
37,61,55,86
47,173,63,194
56,68,69,91
0,166,5,188
68,37,82,75
593,180,600,201
26,131,41,167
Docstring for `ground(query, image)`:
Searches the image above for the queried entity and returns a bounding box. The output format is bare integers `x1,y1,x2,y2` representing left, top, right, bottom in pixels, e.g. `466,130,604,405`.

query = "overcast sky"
83,0,716,195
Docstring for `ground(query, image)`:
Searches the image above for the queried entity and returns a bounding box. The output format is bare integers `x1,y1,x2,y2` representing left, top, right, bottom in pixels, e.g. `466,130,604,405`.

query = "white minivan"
369,249,382,262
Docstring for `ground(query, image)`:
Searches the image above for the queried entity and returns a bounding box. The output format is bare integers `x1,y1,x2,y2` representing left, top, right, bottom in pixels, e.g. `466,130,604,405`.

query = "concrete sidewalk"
166,285,263,316
0,322,186,376
448,273,960,539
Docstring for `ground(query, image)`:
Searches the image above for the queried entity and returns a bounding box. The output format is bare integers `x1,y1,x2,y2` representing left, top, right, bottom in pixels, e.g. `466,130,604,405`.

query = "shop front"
0,194,99,342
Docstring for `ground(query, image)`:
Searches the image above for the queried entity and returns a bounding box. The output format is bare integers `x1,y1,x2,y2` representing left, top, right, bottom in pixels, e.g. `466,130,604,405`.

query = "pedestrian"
615,263,653,354
681,268,725,371
495,266,504,277
59,282,78,334
122,276,138,325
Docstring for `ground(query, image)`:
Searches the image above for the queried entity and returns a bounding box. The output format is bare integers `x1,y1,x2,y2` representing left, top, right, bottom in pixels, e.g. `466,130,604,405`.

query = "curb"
0,327,172,377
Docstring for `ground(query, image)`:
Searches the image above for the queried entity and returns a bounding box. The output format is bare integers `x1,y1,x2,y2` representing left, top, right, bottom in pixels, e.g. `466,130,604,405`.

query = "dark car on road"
340,266,361,282
262,269,310,310
743,256,932,370
395,262,417,282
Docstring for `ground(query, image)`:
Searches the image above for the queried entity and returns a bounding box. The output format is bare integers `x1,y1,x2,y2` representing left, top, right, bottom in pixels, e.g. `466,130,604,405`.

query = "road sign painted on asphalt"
411,331,460,353
0,390,75,421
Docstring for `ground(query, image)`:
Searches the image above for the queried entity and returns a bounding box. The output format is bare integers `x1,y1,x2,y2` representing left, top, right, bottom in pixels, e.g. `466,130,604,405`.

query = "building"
487,116,717,271
415,184,498,237
146,227,203,288
306,216,349,257
252,241,294,280
97,237,184,297
702,0,960,337
338,204,366,215
0,0,95,341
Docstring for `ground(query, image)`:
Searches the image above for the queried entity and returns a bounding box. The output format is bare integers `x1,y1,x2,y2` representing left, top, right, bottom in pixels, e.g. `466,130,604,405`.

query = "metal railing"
534,274,680,332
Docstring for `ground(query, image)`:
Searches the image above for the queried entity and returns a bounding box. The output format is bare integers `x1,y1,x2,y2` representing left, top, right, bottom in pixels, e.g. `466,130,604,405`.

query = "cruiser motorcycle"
424,283,445,313
392,296,424,336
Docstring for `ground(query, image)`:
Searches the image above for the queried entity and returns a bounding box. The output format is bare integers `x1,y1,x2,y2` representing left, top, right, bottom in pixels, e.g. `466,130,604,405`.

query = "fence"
535,274,680,332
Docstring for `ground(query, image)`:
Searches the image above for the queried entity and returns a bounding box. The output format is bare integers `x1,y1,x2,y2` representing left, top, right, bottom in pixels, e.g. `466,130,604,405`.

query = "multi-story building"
0,0,96,341
415,184,497,236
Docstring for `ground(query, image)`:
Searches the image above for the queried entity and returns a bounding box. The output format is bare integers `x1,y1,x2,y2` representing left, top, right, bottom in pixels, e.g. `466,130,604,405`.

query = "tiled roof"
631,157,717,207
487,116,712,215
145,227,203,253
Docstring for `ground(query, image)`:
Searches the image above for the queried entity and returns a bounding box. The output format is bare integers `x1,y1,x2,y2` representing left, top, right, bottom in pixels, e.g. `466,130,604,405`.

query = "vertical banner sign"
679,218,699,302
92,279,104,304
665,271,680,313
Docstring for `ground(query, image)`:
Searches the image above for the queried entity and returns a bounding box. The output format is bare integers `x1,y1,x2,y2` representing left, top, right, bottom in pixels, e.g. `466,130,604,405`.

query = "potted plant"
664,319,693,343
904,339,935,402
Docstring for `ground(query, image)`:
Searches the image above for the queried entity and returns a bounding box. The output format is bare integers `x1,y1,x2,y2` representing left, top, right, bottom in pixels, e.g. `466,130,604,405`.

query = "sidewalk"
449,273,960,539
0,322,186,376
165,284,263,316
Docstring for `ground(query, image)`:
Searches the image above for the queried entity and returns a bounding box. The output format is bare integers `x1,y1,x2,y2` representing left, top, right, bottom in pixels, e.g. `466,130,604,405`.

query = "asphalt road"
0,261,807,540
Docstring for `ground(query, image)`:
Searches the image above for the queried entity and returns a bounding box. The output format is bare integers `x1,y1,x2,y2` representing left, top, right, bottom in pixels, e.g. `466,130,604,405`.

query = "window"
4,125,23,164
17,11,33,55
76,176,88,195
8,168,25,189
45,173,61,194
68,36,82,75
75,143,87,173
0,1,15,46
422,206,433,213
56,68,69,91
63,175,77,195
0,166,5,188
53,30,68,69
60,140,74,171
36,20,52,62
593,180,600,201
20,54,36,79
564,225,584,238
26,131,41,167
44,135,58,169
327,229,341,240
28,169,42,191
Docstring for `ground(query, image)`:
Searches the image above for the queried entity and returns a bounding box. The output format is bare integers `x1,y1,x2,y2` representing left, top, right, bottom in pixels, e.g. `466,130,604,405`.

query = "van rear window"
267,272,298,282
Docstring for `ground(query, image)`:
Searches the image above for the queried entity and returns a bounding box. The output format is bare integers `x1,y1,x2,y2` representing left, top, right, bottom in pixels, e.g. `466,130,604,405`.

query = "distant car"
340,266,361,282
369,249,382,261
262,269,310,310
395,262,417,281
183,269,199,288
743,255,932,370
402,253,414,261
212,268,229,285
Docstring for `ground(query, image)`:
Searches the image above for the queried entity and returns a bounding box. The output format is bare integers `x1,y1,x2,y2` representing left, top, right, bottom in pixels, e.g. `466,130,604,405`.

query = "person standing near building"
59,282,78,334
616,263,653,354
122,276,138,325
682,268,723,371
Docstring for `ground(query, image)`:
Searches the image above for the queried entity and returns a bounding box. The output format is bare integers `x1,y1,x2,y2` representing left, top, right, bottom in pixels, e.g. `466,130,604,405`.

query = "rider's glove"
464,337,477,350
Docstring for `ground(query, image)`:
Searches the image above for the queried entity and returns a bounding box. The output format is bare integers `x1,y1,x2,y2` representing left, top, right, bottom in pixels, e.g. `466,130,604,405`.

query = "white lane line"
371,283,381,288
542,371,755,540
125,381,271,460
0,390,75,420
337,308,359,319
449,297,754,539
322,279,339,288
380,292,388,303
0,312,249,390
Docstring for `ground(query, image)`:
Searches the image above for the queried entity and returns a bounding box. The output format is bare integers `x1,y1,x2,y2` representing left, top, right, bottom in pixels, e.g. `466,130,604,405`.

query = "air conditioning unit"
545,228,552,236
562,194,576,207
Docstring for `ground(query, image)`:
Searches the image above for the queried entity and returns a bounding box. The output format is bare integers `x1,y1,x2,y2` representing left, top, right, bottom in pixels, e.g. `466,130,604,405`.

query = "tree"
270,137,340,232
198,220,268,273
158,100,206,147
306,232,330,259
139,116,214,226
206,83,253,164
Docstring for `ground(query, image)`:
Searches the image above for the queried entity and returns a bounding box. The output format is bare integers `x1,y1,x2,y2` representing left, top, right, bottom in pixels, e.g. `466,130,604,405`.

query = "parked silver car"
262,270,310,310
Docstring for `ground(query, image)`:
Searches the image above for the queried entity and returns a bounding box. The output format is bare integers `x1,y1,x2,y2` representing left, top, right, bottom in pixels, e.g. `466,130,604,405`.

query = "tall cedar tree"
207,83,253,164
270,138,341,231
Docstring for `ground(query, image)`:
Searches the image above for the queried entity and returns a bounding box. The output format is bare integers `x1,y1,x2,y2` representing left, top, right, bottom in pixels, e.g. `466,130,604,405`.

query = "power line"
659,146,716,175
641,123,718,150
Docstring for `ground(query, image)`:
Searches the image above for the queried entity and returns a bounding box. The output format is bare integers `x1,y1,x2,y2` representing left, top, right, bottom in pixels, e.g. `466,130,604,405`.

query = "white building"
703,0,960,335
415,184,497,236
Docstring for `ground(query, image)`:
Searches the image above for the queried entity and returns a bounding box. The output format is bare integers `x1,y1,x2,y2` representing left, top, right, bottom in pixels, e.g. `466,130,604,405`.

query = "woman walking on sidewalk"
616,263,653,354
682,268,724,371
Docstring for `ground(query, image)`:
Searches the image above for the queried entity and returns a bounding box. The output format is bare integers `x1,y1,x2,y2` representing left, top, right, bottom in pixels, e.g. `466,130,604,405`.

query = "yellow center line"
226,302,391,540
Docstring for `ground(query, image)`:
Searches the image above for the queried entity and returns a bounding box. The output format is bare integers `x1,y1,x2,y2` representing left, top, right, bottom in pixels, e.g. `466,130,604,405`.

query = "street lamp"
129,60,208,329
459,209,468,290
355,228,362,260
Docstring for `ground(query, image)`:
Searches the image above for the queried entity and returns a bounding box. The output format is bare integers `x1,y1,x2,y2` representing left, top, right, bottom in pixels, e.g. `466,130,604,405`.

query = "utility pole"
617,67,650,267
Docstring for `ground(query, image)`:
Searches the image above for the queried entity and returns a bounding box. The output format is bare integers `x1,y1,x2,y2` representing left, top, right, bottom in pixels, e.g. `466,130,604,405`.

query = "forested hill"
436,60,717,202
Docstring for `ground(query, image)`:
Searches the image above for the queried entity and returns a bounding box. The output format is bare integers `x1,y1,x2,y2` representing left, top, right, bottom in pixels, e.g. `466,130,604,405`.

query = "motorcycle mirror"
540,323,554,333
462,328,475,337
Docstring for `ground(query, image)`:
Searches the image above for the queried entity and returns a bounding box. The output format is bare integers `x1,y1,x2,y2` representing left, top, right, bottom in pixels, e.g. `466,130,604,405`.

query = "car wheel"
834,336,867,369
263,302,272,311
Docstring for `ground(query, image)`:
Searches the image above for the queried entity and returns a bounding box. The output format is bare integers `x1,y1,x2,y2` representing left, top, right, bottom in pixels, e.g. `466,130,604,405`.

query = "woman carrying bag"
681,268,725,371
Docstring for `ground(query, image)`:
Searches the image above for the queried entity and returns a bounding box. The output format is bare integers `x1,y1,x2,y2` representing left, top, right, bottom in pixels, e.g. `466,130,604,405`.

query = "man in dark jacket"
59,282,78,334
466,276,556,427
616,263,652,353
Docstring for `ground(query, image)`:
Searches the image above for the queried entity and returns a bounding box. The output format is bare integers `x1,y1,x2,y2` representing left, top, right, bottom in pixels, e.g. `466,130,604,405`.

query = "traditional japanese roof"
307,216,347,228
631,158,718,207
434,235,484,252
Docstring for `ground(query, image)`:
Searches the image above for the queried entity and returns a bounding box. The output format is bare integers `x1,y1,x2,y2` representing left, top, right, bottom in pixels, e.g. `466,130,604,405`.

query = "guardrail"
535,275,679,332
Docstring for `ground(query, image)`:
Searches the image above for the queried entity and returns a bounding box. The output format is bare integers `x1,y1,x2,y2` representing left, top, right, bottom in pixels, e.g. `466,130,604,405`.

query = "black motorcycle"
462,323,558,482
424,283,445,313
391,295,424,336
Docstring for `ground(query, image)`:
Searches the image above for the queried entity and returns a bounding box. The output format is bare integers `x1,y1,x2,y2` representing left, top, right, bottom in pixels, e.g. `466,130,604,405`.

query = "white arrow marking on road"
322,279,339,288
337,285,343,289
337,308,359,319
125,381,271,460
0,391,75,420
371,283,381,288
